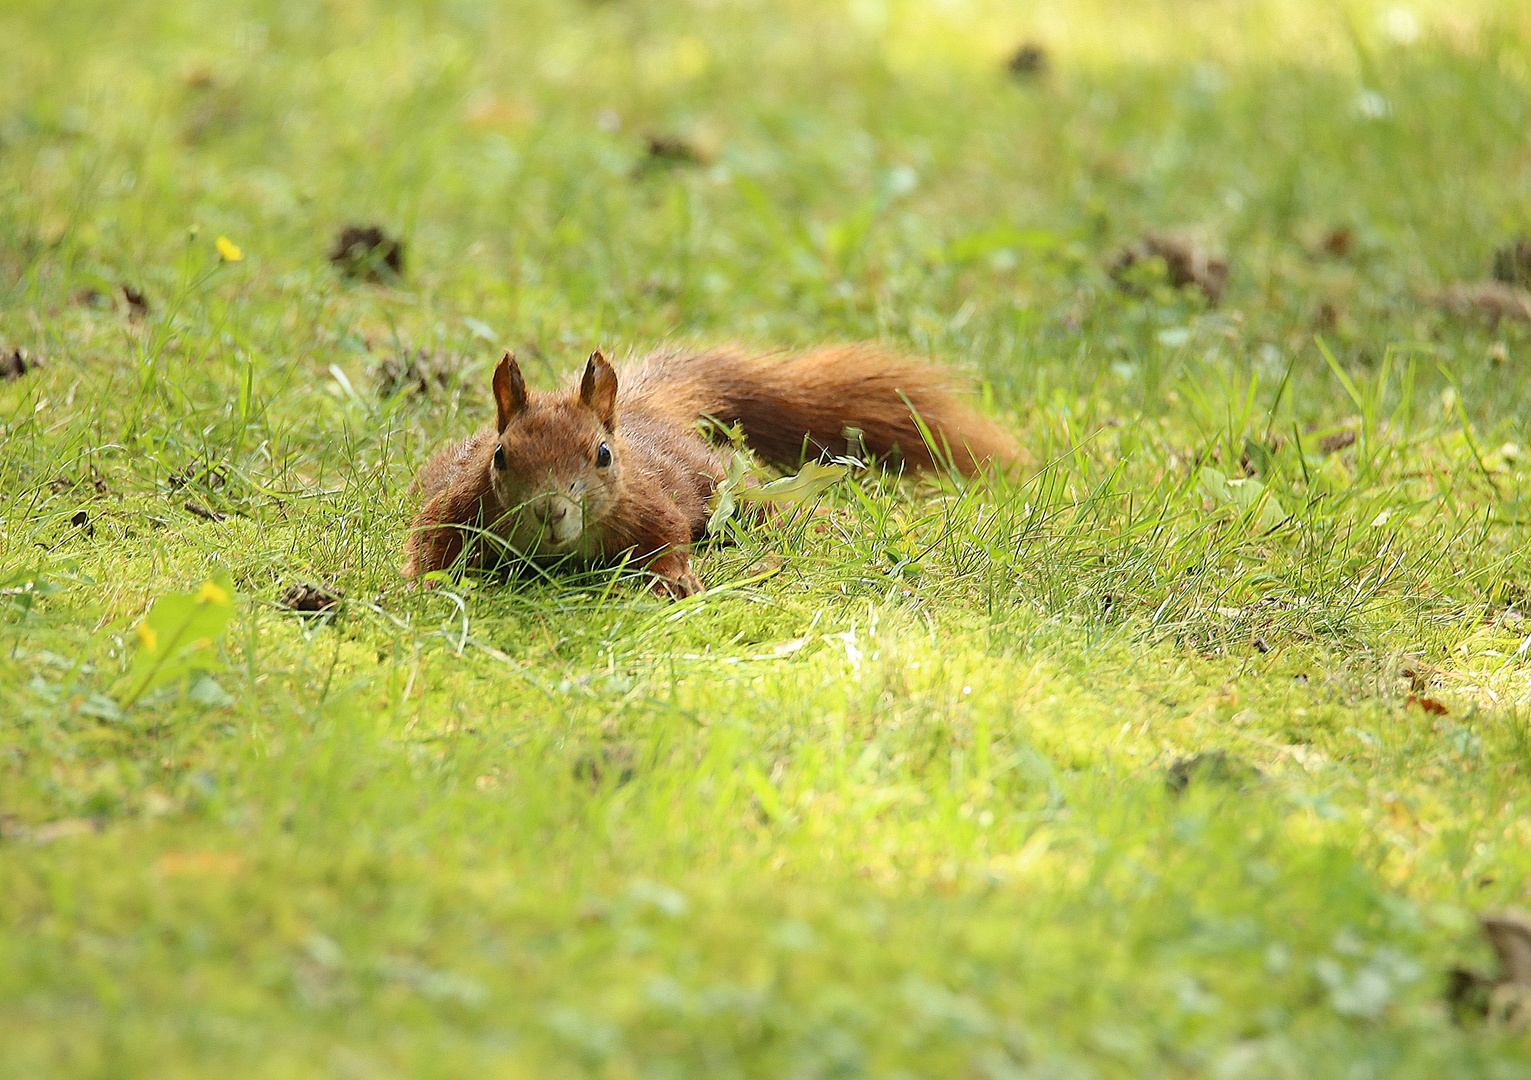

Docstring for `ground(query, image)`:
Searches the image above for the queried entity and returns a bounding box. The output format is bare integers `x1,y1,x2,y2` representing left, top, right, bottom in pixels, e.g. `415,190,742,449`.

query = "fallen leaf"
1433,281,1531,324
744,554,787,581
0,817,103,844
1317,428,1358,454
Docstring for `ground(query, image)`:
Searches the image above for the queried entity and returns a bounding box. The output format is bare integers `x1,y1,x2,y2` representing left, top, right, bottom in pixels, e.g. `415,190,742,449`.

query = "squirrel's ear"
492,351,528,432
579,349,618,430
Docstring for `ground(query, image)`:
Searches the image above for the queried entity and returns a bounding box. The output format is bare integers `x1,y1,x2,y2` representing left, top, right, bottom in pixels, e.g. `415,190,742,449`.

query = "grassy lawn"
6,0,1531,1074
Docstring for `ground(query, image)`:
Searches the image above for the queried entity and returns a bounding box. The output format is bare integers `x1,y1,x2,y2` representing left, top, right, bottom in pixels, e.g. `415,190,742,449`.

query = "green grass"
5,0,1531,1075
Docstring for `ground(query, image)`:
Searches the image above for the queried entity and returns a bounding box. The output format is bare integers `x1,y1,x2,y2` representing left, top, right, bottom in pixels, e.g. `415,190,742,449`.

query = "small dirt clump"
1165,750,1260,794
278,582,344,615
1320,225,1354,259
1448,909,1531,1029
1006,42,1049,78
642,135,706,169
329,225,405,281
376,349,469,399
1493,238,1531,288
647,135,702,163
50,474,110,496
169,464,229,492
1,348,38,381
573,744,637,788
121,285,150,319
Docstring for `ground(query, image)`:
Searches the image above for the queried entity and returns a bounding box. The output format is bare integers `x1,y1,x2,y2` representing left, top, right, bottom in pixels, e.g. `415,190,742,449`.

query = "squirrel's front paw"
649,554,703,599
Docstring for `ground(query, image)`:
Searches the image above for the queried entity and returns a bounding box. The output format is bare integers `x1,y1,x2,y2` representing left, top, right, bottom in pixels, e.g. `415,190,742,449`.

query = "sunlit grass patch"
5,0,1531,1074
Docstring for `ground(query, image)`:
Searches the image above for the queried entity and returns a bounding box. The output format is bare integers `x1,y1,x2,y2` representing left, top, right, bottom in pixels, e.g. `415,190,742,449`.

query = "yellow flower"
137,621,159,652
196,580,230,605
216,236,243,262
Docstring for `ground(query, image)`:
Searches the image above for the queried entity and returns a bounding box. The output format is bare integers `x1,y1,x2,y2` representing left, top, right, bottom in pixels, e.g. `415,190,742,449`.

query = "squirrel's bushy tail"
622,344,1021,476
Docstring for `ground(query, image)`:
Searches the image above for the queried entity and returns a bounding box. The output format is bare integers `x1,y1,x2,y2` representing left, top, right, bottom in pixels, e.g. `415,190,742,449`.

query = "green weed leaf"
705,449,751,534
738,460,848,507
1198,467,1287,533
115,573,236,707
1,567,61,618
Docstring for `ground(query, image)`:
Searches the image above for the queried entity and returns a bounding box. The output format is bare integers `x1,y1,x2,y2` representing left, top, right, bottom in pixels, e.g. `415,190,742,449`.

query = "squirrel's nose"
531,497,568,525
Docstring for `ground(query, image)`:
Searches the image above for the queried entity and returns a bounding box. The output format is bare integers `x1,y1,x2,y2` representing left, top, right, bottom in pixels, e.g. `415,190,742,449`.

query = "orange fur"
403,344,1020,593
623,343,1021,473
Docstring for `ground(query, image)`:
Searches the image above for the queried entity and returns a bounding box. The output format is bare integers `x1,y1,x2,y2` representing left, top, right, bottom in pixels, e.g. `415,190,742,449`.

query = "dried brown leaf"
1433,281,1531,324
1110,234,1228,304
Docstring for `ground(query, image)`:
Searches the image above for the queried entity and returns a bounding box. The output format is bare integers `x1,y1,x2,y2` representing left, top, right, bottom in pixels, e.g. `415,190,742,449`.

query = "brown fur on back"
402,431,499,579
409,432,491,500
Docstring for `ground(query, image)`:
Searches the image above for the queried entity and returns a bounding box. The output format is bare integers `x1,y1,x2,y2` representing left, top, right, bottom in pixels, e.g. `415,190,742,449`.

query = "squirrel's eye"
595,443,612,468
493,446,507,471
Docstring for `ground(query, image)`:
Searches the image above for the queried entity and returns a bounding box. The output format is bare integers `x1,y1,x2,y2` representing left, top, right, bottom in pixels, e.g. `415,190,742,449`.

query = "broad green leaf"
115,573,236,707
738,460,848,506
188,676,236,707
705,450,751,534
1227,478,1288,532
1199,467,1286,533
1197,466,1232,504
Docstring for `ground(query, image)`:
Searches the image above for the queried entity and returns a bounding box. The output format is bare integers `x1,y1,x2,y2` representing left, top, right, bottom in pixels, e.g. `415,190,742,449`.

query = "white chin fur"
549,510,584,548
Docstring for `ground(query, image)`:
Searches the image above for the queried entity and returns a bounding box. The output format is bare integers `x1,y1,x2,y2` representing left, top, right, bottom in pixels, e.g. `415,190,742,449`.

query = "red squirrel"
402,343,1020,597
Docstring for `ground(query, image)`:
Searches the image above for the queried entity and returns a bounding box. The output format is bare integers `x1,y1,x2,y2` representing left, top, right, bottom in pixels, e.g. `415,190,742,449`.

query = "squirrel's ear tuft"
492,351,528,432
580,349,618,430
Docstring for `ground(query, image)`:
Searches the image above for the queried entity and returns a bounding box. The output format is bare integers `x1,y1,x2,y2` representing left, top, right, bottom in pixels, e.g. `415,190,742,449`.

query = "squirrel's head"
487,350,623,556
